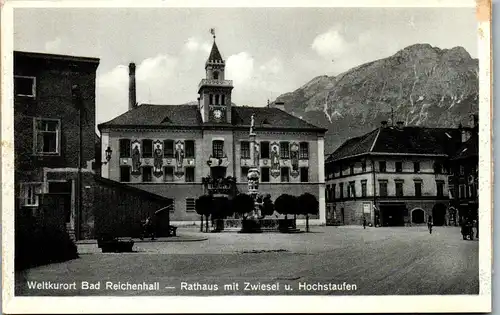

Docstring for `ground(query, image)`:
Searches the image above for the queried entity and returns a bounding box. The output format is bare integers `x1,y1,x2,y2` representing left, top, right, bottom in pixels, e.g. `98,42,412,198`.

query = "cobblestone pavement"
16,226,478,296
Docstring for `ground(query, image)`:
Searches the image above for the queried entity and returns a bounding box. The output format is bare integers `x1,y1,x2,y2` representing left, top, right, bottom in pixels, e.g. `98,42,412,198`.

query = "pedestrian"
363,217,367,229
427,215,433,234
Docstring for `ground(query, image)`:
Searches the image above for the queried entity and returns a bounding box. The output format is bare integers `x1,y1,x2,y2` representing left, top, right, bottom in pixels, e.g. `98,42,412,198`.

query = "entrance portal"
211,166,227,179
432,203,447,226
411,208,425,224
380,204,406,226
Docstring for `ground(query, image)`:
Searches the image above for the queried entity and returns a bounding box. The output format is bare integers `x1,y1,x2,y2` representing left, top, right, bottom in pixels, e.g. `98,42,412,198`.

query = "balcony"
198,79,233,90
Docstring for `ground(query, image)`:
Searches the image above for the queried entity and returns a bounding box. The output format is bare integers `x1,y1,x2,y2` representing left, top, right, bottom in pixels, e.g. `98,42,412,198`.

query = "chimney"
273,101,285,112
396,121,405,129
381,121,388,128
129,63,137,111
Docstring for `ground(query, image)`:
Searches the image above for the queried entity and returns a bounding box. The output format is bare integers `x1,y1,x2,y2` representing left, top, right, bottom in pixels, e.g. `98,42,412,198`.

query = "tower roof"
207,41,224,63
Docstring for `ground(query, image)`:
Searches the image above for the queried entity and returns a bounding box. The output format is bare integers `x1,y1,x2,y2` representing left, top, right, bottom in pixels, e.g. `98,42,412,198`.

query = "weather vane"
210,28,216,40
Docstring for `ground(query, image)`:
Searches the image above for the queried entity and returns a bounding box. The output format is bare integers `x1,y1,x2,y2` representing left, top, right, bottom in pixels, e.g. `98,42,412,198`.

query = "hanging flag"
210,28,216,36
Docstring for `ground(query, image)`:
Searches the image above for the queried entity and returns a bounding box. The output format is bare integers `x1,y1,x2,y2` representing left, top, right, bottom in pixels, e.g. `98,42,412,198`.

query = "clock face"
214,109,222,119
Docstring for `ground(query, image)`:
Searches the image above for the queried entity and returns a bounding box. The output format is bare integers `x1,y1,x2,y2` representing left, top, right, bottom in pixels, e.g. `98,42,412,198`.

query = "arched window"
209,94,213,105
215,94,220,105
213,71,219,80
221,94,225,105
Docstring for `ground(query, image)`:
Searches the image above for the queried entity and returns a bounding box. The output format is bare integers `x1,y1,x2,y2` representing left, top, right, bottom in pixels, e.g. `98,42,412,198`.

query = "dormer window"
213,71,219,80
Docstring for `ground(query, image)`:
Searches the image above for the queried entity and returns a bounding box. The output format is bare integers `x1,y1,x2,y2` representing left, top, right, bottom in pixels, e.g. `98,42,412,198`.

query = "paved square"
16,226,478,296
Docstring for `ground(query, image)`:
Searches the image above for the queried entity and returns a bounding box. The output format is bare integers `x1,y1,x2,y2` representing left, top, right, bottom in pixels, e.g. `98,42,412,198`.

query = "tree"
211,196,233,232
196,195,213,232
298,193,319,232
232,193,255,220
260,194,274,217
275,194,296,220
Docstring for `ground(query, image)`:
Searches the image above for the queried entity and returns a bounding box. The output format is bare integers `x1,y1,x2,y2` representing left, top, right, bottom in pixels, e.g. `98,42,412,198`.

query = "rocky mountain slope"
274,44,479,154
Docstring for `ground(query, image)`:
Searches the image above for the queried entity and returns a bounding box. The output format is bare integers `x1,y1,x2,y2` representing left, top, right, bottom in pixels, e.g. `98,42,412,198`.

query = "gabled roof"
327,126,461,162
98,104,326,132
207,42,223,63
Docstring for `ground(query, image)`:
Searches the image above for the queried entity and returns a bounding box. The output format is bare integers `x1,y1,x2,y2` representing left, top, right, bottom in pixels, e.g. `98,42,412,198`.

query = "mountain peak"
273,44,478,153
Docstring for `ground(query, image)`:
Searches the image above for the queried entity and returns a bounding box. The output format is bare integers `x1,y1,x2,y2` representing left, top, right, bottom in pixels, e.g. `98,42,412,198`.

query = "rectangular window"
459,184,466,198
280,142,290,159
186,198,196,212
34,118,60,155
436,181,445,197
261,167,270,182
339,183,344,199
280,167,290,182
361,180,367,197
212,140,224,158
260,141,270,159
164,166,174,182
185,167,195,182
19,183,42,206
449,186,455,199
299,142,309,159
142,139,153,158
414,181,422,197
119,139,131,158
142,166,153,182
300,167,309,182
460,165,465,175
361,162,366,172
395,162,403,173
348,181,356,198
379,161,386,172
241,167,249,182
185,140,195,158
379,181,388,197
349,165,354,175
14,76,36,97
395,181,404,197
120,166,131,182
240,141,250,159
163,140,174,158
413,162,420,173
332,184,336,200
434,163,442,174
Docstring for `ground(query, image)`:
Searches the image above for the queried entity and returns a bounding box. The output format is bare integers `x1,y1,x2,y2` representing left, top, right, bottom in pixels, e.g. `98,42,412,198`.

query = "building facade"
448,116,479,224
325,121,462,227
99,40,327,224
14,51,100,238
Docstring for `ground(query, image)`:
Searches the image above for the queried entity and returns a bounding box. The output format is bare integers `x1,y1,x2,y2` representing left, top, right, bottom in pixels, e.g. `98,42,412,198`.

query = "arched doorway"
432,203,447,226
411,208,425,224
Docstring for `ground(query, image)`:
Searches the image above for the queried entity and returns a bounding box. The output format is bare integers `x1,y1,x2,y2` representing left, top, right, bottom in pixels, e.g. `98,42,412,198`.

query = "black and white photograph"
1,0,492,313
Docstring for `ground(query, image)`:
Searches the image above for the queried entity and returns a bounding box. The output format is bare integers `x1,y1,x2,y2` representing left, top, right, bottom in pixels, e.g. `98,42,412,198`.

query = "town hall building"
98,38,327,224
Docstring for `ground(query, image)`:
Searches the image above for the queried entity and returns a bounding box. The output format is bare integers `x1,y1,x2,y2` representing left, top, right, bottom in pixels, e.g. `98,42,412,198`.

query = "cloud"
226,52,255,85
44,37,62,53
311,27,349,59
184,37,200,51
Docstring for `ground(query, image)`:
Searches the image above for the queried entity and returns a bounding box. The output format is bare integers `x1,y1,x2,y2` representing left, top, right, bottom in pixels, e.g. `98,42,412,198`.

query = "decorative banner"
153,140,163,177
290,142,299,177
174,140,185,177
270,142,280,178
207,156,230,168
131,140,141,175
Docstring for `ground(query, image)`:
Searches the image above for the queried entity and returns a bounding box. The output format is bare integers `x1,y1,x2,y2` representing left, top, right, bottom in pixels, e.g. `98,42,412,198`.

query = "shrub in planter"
196,195,213,232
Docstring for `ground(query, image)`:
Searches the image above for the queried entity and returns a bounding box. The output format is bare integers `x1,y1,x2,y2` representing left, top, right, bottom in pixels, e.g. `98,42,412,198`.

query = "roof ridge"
369,128,381,152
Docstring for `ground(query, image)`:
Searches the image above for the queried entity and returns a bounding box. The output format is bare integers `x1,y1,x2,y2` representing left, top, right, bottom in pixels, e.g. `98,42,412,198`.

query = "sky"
13,7,477,127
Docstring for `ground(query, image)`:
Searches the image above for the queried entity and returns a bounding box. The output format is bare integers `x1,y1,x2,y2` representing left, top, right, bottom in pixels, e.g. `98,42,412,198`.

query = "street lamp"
104,146,113,164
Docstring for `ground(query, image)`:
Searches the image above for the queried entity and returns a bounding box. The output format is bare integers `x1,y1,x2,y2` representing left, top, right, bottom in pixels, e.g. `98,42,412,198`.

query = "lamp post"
72,84,83,241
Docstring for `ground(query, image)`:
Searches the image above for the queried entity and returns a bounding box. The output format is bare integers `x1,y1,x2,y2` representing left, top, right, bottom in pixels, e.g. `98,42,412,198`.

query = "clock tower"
198,32,233,123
